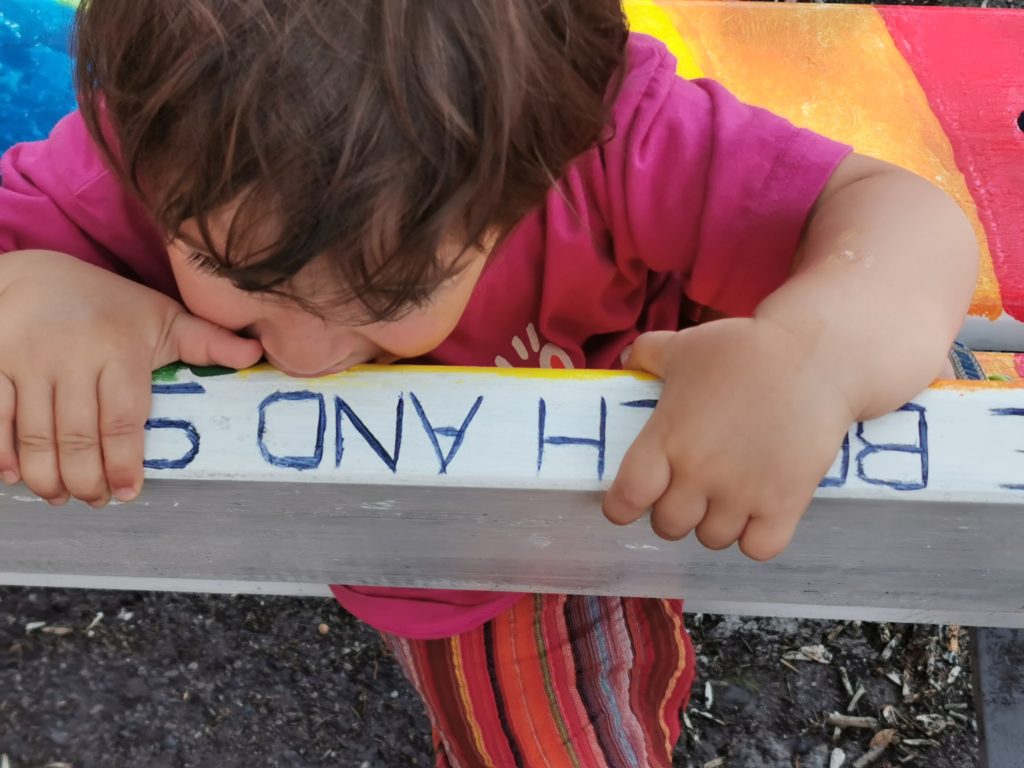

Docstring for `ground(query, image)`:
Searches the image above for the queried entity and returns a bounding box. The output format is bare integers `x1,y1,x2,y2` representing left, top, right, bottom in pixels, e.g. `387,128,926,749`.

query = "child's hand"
603,319,853,560
0,250,263,506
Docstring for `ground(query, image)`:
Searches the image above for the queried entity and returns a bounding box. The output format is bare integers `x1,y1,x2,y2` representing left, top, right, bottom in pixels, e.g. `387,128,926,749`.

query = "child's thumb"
623,330,678,377
156,312,263,371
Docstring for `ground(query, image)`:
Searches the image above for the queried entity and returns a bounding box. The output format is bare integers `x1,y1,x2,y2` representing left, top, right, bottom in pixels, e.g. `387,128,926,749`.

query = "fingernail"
113,486,139,502
49,495,69,507
2,470,19,485
88,497,109,509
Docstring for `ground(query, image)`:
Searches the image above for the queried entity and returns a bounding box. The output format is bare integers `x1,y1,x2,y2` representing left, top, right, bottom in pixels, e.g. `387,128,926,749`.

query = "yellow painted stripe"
197,362,1024,390
623,0,704,79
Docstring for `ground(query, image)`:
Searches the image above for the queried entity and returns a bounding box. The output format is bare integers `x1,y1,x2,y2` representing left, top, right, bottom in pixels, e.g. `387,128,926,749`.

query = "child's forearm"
754,154,978,420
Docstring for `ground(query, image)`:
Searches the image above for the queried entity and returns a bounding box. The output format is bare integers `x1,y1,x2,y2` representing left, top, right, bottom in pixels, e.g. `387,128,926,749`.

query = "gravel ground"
0,0,1016,766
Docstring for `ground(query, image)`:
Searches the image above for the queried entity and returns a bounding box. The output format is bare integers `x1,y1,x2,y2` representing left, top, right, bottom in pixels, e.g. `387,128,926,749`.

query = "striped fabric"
381,594,694,768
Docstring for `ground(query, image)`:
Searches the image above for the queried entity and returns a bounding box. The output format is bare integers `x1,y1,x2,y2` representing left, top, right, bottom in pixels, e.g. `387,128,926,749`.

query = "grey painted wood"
972,628,1024,768
2,480,1023,627
960,315,1024,353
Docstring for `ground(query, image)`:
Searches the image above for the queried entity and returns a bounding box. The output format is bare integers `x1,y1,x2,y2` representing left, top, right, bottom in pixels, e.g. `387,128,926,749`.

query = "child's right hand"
0,250,263,506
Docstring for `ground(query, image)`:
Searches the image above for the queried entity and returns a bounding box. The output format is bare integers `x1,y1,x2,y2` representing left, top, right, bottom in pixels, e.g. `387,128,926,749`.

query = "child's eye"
185,249,223,275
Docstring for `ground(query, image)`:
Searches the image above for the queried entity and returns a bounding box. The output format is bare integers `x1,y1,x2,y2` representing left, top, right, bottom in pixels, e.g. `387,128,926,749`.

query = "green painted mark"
152,362,239,383
187,364,238,378
152,364,184,382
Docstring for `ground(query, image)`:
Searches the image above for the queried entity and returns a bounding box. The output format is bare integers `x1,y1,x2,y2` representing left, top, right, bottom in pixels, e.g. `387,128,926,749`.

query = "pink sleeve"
0,111,178,296
601,70,852,317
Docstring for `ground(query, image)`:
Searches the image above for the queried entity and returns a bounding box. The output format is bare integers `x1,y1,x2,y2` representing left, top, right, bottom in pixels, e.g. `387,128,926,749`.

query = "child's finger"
97,360,151,502
14,379,68,504
162,312,263,371
738,513,801,562
0,373,20,484
622,331,677,376
54,375,109,506
694,502,749,551
603,435,670,526
649,480,707,540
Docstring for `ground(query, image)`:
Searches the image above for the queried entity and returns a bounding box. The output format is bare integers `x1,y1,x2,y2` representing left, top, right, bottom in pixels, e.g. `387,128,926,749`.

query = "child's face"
166,219,489,377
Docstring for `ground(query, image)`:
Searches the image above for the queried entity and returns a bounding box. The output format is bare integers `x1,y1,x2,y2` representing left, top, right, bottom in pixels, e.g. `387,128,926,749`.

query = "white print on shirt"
494,322,574,369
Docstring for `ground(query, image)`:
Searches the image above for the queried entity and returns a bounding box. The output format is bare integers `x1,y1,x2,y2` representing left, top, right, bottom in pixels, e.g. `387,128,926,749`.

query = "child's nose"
259,326,358,378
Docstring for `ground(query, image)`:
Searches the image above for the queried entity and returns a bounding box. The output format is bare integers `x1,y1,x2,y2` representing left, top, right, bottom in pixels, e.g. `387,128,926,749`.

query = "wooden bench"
2,1,1023,766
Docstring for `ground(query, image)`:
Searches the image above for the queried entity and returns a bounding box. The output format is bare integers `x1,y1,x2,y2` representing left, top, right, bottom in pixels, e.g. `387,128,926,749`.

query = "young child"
0,0,976,765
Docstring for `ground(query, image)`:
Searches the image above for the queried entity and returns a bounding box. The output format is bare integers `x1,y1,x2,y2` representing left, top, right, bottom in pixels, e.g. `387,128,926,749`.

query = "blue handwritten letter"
820,434,851,488
537,397,607,480
145,382,206,470
257,391,326,470
855,403,928,491
410,393,483,474
334,395,404,472
991,408,1024,491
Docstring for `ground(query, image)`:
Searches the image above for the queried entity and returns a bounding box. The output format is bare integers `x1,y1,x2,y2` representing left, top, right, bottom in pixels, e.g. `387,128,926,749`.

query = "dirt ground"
0,0,1017,766
0,590,978,768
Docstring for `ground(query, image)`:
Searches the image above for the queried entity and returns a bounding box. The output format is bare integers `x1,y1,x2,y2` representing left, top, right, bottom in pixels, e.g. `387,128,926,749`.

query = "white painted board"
1,365,1022,627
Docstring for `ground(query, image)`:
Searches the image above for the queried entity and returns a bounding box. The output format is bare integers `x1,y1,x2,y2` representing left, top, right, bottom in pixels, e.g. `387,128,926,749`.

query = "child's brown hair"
74,0,628,320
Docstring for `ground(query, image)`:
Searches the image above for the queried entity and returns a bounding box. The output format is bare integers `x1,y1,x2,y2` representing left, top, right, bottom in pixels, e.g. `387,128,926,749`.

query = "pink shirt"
0,34,850,639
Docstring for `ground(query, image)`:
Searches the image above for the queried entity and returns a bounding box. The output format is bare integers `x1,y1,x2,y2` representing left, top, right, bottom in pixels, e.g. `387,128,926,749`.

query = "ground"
0,0,1018,766
0,589,979,768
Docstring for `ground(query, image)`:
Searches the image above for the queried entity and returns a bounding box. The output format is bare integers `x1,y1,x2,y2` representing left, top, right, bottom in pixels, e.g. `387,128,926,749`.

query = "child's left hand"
602,319,854,560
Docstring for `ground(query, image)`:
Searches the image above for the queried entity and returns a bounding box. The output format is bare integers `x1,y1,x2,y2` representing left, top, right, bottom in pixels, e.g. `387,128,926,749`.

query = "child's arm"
0,250,262,506
756,153,977,418
603,153,978,559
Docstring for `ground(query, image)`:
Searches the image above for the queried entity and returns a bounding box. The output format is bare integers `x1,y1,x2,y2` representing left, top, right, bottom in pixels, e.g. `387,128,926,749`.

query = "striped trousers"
381,594,694,768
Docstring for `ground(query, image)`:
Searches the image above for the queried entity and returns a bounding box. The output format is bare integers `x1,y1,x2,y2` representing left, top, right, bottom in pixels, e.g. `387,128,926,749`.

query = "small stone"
123,676,149,700
318,623,330,636
46,729,71,746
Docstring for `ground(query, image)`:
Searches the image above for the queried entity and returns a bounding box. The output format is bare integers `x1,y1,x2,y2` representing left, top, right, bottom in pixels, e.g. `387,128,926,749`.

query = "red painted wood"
881,8,1024,322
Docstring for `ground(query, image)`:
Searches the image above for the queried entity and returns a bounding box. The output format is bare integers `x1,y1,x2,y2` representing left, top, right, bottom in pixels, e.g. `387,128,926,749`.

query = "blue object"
0,0,76,151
